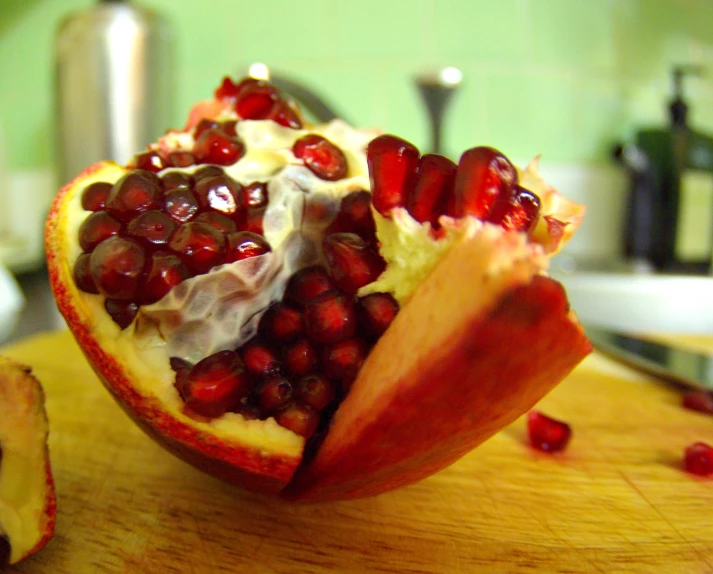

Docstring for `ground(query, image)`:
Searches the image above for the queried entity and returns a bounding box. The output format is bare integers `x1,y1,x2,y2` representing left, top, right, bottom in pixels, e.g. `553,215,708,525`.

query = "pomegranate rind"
284,230,591,501
0,357,56,565
46,163,303,492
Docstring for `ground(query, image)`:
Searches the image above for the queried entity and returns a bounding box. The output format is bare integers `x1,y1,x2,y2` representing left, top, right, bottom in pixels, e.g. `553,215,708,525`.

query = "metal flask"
54,0,174,184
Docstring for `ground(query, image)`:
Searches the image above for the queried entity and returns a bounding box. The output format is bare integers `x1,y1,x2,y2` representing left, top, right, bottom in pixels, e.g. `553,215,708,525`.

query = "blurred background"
1,0,713,343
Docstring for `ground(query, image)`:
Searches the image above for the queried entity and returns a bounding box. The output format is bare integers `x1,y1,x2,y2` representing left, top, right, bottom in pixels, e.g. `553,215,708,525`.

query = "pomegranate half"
45,76,591,501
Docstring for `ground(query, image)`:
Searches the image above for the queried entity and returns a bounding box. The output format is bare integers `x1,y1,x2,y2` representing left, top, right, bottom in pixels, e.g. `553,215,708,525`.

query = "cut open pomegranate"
45,75,590,501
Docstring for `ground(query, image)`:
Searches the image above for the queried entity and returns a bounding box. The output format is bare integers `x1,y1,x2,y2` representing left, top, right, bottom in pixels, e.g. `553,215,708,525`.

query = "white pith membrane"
0,357,52,565
60,112,584,460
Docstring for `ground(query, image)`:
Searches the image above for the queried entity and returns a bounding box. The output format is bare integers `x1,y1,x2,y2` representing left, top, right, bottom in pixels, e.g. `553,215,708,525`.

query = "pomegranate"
0,357,56,565
684,442,713,476
45,75,590,501
527,410,572,453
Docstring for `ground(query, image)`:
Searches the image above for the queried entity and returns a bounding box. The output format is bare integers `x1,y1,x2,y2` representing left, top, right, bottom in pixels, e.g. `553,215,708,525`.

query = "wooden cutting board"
2,329,712,574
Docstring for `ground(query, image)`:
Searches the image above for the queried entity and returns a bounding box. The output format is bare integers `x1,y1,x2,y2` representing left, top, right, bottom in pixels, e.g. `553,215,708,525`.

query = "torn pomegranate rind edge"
0,356,56,564
45,162,304,493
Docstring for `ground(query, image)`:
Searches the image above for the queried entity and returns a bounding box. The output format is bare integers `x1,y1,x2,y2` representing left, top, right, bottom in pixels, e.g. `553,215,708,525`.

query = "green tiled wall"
2,0,713,171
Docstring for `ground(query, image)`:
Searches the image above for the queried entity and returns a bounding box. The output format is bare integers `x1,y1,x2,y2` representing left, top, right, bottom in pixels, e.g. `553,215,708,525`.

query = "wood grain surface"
2,329,712,574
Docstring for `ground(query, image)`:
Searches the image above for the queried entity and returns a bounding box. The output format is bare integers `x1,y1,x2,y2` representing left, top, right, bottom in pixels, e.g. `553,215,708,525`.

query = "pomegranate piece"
282,337,319,377
143,252,190,303
104,298,139,329
195,212,237,234
225,231,271,263
356,292,400,340
78,211,122,252
106,171,163,222
89,236,146,300
243,182,268,208
407,154,457,227
452,146,517,219
296,373,334,410
293,134,348,181
258,303,303,344
244,207,266,235
235,81,279,120
274,402,320,438
168,221,226,274
214,76,240,100
284,266,335,307
240,341,281,377
126,210,176,247
193,165,224,183
684,442,713,476
682,391,713,414
73,252,98,294
322,337,367,387
193,129,245,166
256,376,293,413
193,174,244,216
327,190,377,242
486,185,541,234
135,150,164,173
166,151,196,168
81,181,112,211
163,188,200,223
527,410,572,453
194,119,220,139
303,290,356,344
322,233,386,294
366,134,420,216
161,171,193,192
268,100,302,129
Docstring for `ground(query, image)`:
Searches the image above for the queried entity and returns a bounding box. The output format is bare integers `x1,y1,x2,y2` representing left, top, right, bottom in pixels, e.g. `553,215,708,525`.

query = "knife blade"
583,324,713,392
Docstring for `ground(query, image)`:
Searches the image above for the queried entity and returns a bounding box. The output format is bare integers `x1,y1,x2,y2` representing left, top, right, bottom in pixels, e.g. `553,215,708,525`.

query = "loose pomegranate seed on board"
682,391,713,414
527,410,572,453
684,442,713,476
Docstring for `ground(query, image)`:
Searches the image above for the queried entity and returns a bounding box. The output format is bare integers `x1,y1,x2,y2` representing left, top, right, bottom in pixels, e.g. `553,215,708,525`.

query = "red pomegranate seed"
258,303,303,343
322,233,386,294
193,174,245,216
166,151,196,168
235,82,279,119
243,182,268,208
143,252,190,303
322,337,367,387
274,402,320,438
682,391,713,414
104,298,139,329
486,185,541,234
293,134,348,181
168,221,226,274
366,134,420,216
225,231,271,263
240,340,281,377
81,181,112,211
182,350,252,418
134,150,164,172
195,211,237,234
194,119,220,139
284,266,335,307
221,120,238,137
452,146,517,219
303,290,356,344
193,129,245,166
256,376,293,412
73,252,99,294
78,211,122,252
268,100,303,129
245,207,266,235
126,210,176,247
233,403,262,421
407,154,457,227
282,337,319,376
527,410,572,453
327,190,377,242
106,171,163,222
684,442,713,476
296,373,334,410
356,292,399,340
193,166,224,182
161,171,193,192
214,76,240,100
89,236,146,300
163,188,200,223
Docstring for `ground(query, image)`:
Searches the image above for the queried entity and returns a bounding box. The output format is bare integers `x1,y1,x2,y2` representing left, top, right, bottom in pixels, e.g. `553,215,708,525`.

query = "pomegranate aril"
104,298,139,329
161,171,193,192
106,171,163,222
296,373,334,411
486,185,541,234
322,233,386,294
81,181,112,211
356,292,400,340
269,100,302,129
78,210,122,252
285,266,335,307
193,174,244,216
303,290,356,344
682,391,713,414
225,231,271,263
194,119,220,139
366,134,420,216
168,221,226,274
407,154,457,227
240,340,281,377
292,134,348,181
527,410,572,453
193,166,224,182
274,402,320,438
73,252,99,294
235,82,279,119
327,190,376,242
452,146,517,219
245,207,266,235
164,188,200,223
193,129,245,166
126,210,176,247
282,337,319,377
182,350,252,418
243,182,268,208
322,337,367,387
684,442,713,476
195,211,237,234
221,120,238,137
89,236,146,300
135,150,164,173
258,303,303,344
143,252,190,303
166,151,196,168
255,376,293,412
214,76,240,100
